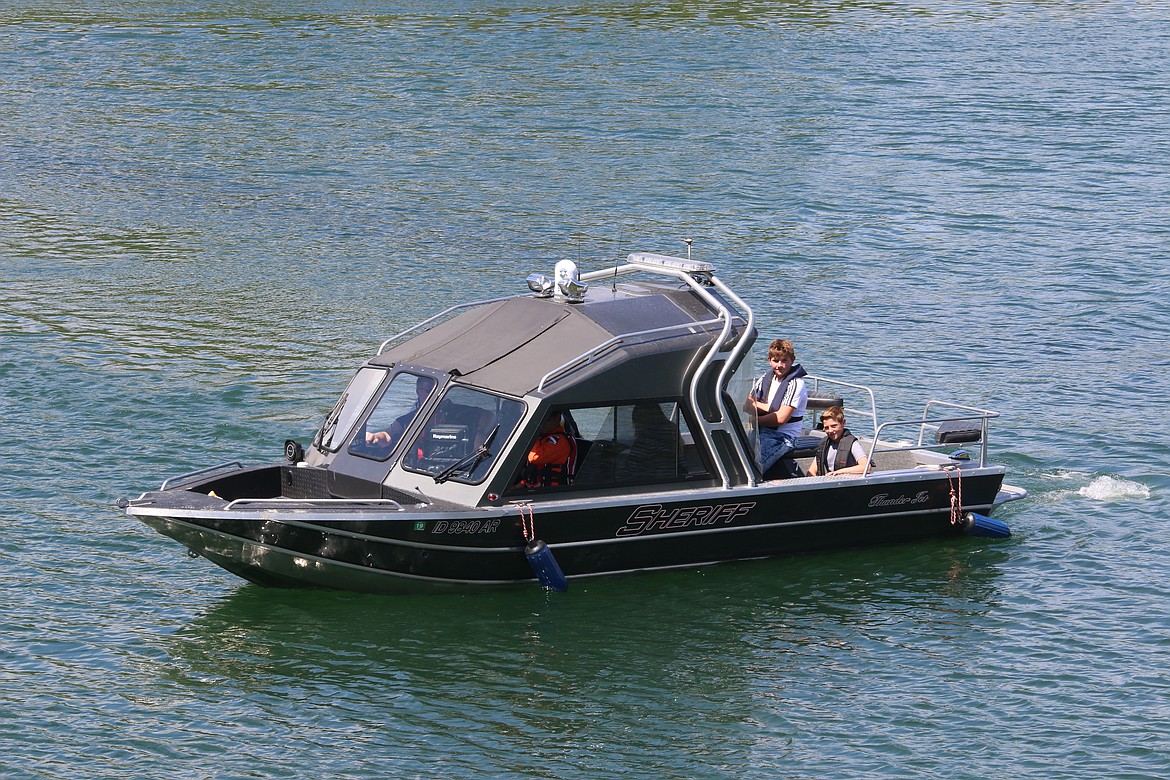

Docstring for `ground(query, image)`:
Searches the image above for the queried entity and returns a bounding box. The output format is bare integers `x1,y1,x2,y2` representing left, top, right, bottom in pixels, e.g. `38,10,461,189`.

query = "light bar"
626,252,715,273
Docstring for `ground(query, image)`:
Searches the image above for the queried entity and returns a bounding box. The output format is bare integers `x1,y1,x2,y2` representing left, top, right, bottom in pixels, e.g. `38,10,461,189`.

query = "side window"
347,373,436,460
566,406,620,488
565,401,707,489
627,402,689,481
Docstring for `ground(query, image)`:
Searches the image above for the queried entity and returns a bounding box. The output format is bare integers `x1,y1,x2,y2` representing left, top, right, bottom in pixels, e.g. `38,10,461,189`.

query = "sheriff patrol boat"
119,252,1025,593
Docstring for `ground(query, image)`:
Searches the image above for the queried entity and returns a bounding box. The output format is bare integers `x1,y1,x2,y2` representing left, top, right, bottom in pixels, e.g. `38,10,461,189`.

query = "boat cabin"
301,253,759,507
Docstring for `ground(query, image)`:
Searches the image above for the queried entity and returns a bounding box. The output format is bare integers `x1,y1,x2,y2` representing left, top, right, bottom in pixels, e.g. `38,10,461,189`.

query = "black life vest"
751,363,808,421
814,430,860,474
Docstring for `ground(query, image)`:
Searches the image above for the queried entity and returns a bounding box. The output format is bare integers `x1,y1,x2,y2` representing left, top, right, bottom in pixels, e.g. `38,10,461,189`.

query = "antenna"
614,227,625,292
684,236,693,261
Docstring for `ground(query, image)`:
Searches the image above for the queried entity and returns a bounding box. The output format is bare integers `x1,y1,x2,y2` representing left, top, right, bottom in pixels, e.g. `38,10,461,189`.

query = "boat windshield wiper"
314,392,348,453
434,424,499,484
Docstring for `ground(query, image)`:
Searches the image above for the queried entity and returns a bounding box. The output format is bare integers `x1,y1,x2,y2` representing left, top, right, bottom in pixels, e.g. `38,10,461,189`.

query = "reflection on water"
161,542,1009,771
173,541,1009,672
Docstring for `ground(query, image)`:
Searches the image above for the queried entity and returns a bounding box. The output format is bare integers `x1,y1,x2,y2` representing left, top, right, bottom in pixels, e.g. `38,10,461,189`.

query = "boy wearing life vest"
808,405,870,477
745,338,808,473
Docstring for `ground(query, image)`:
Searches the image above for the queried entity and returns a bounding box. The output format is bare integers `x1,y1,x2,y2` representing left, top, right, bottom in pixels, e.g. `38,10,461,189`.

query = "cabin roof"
371,283,728,398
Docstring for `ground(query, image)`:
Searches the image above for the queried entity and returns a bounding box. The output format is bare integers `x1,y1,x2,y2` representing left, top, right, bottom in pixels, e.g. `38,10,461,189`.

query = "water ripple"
4,3,1170,779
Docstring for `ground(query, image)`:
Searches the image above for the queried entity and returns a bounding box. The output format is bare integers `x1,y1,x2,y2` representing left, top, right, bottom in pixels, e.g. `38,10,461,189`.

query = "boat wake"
1077,475,1151,502
1033,471,1152,504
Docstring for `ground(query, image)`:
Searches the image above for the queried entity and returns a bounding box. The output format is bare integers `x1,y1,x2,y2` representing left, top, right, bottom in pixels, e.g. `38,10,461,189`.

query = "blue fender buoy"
525,539,568,592
963,512,1011,539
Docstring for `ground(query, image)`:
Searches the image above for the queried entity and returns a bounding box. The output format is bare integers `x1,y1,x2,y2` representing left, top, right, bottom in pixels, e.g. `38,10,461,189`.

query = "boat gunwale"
128,457,1006,515
140,494,1004,557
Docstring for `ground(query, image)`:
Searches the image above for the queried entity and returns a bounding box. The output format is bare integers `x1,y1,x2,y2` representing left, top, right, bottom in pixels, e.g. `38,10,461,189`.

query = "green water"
3,3,1168,778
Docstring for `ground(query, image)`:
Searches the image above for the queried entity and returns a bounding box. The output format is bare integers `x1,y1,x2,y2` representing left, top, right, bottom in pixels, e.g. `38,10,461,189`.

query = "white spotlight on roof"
526,273,554,297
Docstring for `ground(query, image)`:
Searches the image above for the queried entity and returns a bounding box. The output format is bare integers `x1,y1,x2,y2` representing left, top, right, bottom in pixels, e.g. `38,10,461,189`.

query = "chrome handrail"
377,295,515,355
223,497,406,511
672,275,749,489
573,256,757,488
868,410,997,469
803,375,880,440
702,275,757,487
919,402,999,466
920,401,1000,434
161,461,244,490
535,317,723,393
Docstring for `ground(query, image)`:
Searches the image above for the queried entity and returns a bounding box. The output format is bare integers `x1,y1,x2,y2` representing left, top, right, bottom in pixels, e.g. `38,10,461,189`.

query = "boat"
119,252,1026,593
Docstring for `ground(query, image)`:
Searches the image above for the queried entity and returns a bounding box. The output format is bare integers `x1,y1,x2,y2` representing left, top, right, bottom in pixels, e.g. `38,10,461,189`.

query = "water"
3,2,1169,778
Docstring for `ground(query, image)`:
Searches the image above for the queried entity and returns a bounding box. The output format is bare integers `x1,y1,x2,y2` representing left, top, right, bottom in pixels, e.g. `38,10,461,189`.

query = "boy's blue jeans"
758,427,797,472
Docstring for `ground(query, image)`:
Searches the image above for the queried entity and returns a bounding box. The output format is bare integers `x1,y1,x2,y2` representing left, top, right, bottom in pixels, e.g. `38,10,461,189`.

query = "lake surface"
2,2,1168,778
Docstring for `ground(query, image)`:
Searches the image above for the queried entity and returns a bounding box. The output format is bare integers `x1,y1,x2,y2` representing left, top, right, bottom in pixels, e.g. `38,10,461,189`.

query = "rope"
945,465,964,526
516,502,535,542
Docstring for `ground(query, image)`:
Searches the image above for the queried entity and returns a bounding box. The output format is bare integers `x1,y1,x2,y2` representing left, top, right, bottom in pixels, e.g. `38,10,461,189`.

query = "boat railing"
803,375,879,439
161,461,244,490
536,316,724,393
223,497,407,511
868,405,999,470
919,401,998,466
377,295,515,355
699,274,758,487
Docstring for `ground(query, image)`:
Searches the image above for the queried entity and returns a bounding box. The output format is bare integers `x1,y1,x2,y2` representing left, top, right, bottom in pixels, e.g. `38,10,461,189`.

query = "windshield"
401,386,525,484
346,372,437,460
313,368,386,453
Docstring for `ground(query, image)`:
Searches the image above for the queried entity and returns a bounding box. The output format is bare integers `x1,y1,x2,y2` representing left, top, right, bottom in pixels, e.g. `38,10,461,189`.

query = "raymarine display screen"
427,424,470,461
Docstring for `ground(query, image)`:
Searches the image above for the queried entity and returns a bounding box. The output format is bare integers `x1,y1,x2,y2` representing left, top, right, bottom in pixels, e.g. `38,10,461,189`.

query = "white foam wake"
1077,475,1151,502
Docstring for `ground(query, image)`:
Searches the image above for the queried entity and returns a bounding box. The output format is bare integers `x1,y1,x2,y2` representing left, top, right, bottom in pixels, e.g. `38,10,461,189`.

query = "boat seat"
569,437,590,481
936,421,982,444
572,437,591,462
790,434,822,459
764,458,803,480
570,438,623,487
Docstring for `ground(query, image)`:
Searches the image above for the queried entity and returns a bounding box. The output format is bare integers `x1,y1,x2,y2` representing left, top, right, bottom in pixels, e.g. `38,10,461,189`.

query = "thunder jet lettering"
867,491,930,508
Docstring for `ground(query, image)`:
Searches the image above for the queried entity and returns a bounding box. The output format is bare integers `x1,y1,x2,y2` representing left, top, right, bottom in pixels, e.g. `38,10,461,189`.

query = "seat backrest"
564,436,581,483
805,394,844,430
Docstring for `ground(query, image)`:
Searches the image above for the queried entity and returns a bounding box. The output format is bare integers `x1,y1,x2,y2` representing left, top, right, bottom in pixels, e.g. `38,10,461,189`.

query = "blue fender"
525,539,568,592
963,512,1011,539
